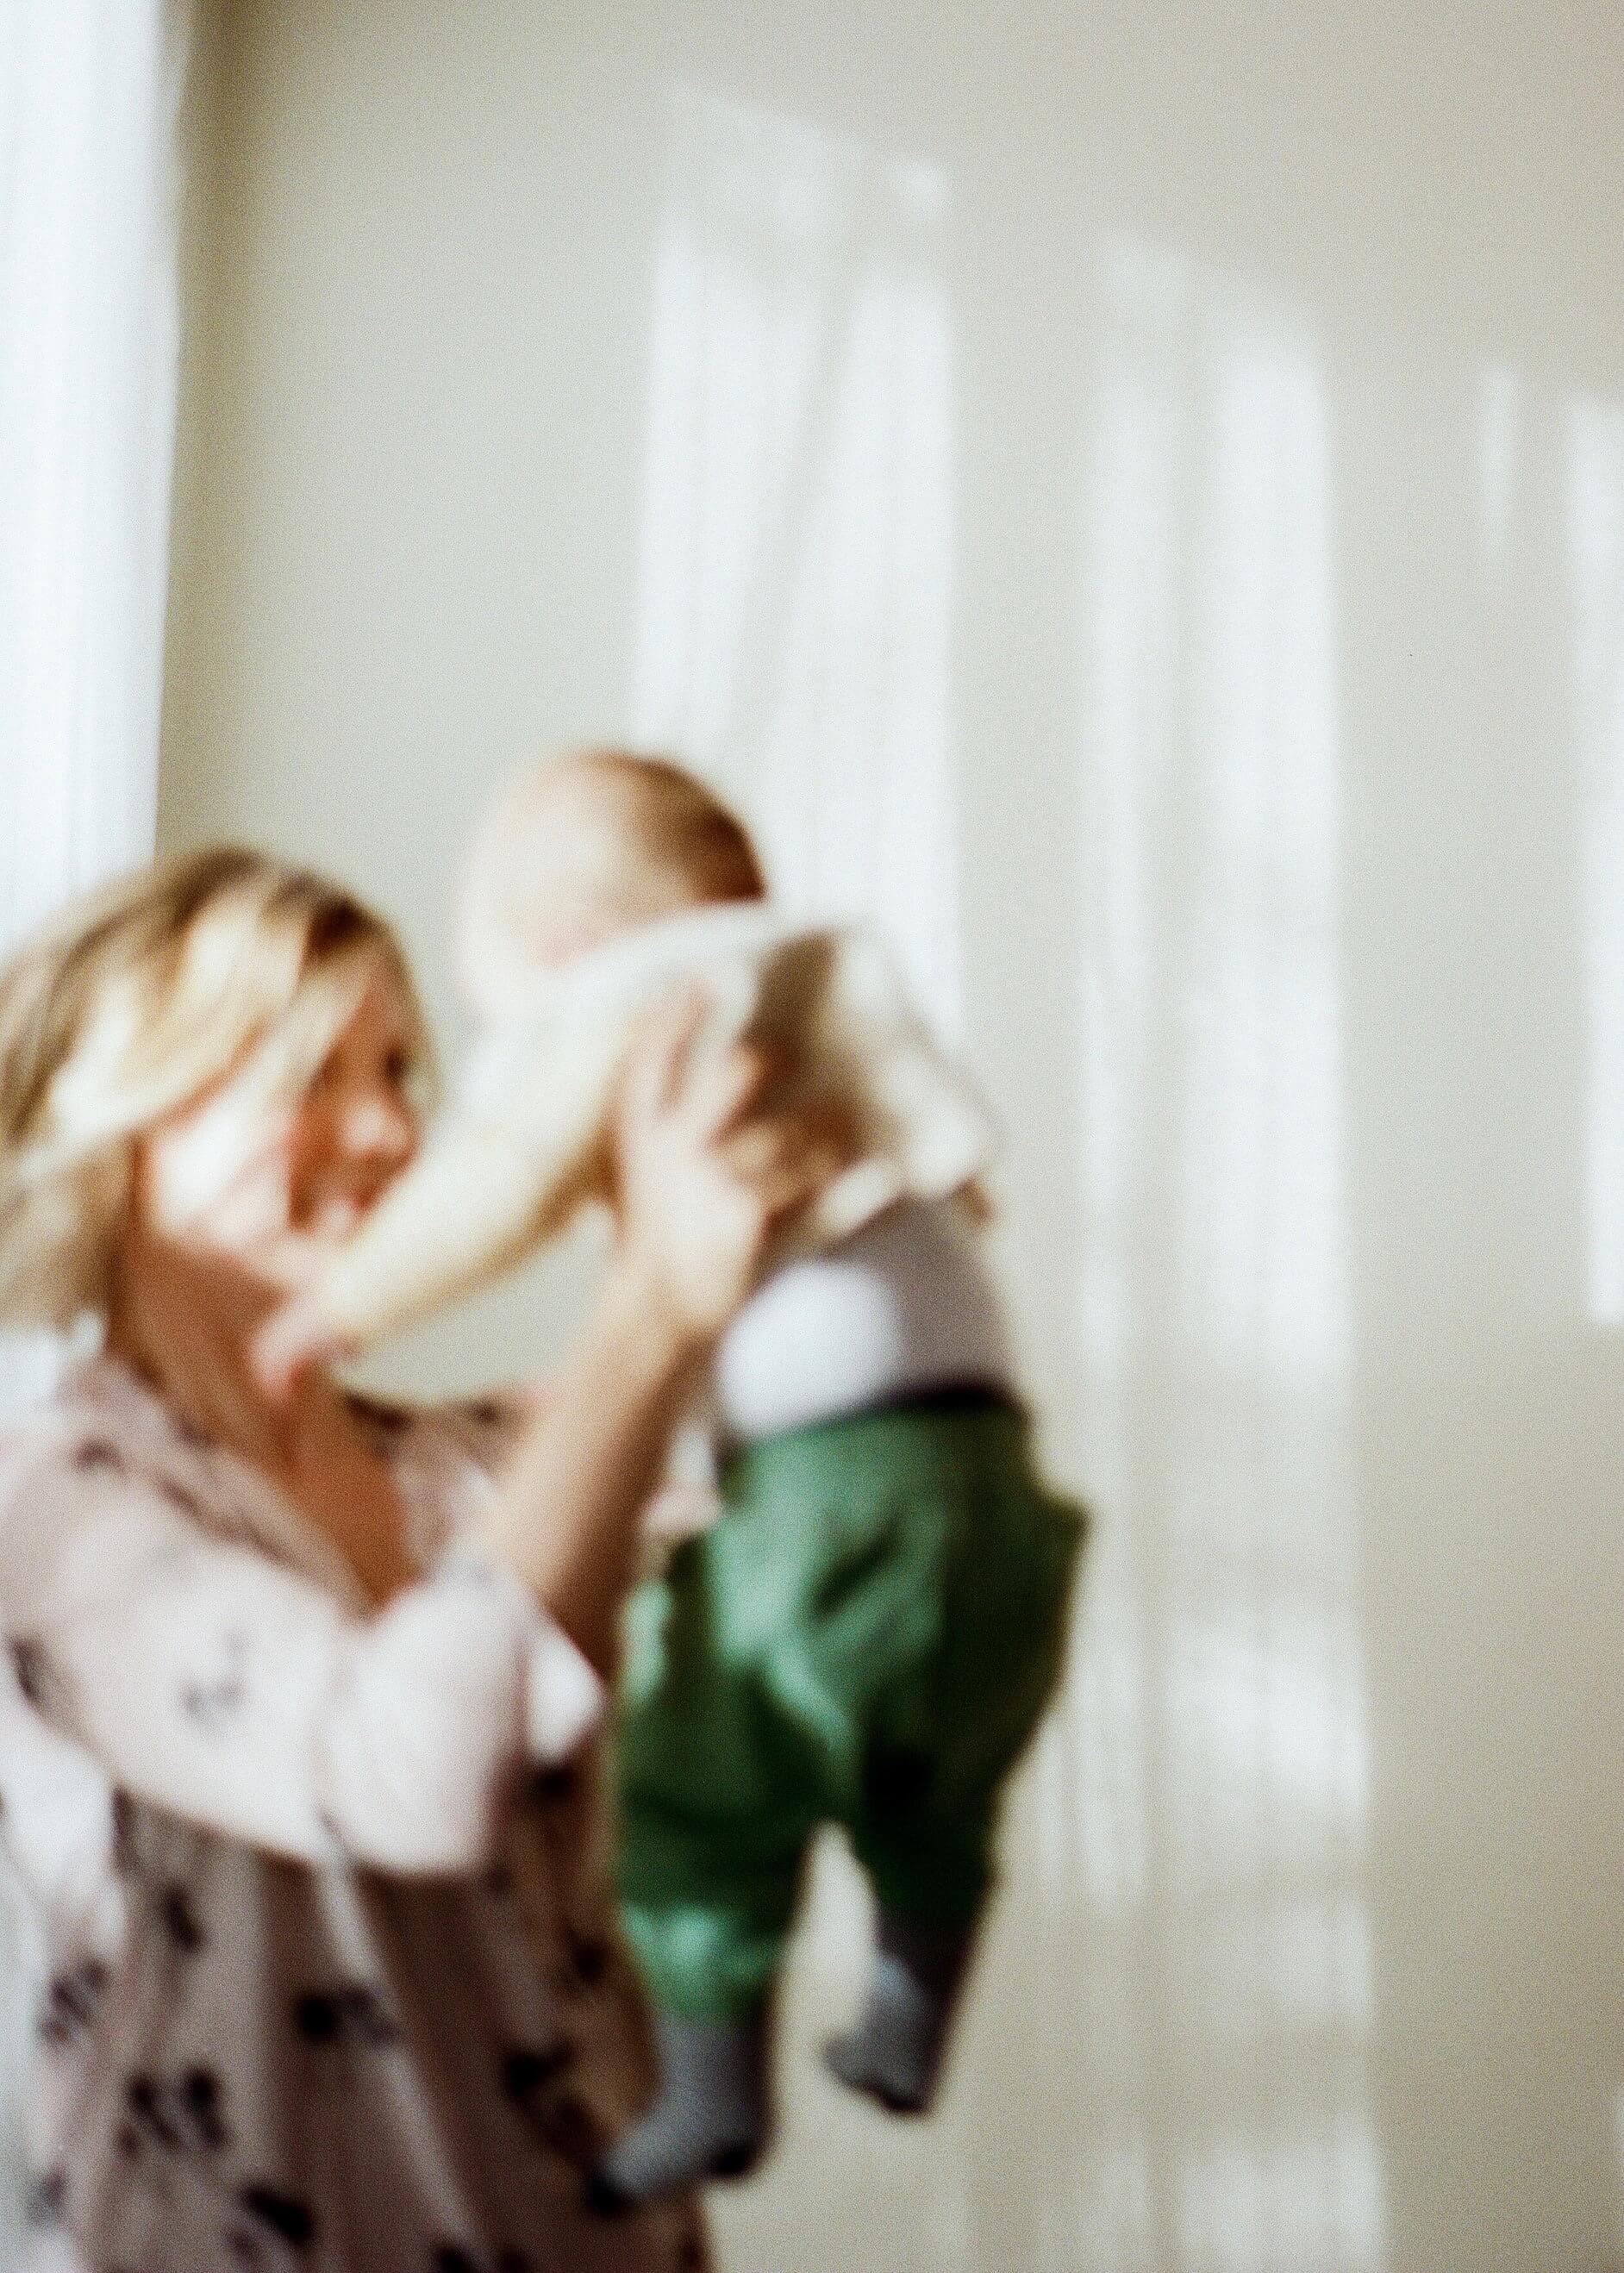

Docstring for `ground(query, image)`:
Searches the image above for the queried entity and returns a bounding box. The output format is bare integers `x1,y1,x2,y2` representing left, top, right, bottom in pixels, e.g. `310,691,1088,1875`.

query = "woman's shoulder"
0,1352,149,1477
0,1357,324,1582
0,1354,182,1572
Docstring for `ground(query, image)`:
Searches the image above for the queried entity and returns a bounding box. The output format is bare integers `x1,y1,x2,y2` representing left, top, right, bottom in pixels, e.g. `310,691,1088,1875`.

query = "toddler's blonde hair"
0,846,429,1327
459,747,766,999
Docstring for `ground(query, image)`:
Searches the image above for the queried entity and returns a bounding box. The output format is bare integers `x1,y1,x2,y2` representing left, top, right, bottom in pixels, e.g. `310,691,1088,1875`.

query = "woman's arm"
475,1260,701,1675
477,988,844,1673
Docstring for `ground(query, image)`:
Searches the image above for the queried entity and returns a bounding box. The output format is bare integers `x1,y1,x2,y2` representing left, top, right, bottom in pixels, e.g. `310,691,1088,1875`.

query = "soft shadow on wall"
1334,322,1624,2270
1064,240,1378,2273
631,82,962,1036
626,82,1384,2273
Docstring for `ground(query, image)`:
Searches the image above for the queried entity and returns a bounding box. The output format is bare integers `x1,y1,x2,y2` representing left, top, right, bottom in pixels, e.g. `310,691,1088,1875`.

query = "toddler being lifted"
260,749,1086,2210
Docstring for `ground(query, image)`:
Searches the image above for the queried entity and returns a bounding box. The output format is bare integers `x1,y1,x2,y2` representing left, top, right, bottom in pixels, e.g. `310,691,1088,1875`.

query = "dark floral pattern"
500,2040,574,2102
430,2247,534,2273
110,1786,141,1877
562,1926,610,1989
180,1628,249,1732
24,2165,66,2226
498,2039,604,2167
9,1633,50,1708
72,1438,127,1476
158,1881,208,1956
118,2066,233,2161
344,1392,411,1440
291,1982,400,2050
522,1762,578,1810
40,1958,109,2047
231,2182,317,2258
160,1475,211,1523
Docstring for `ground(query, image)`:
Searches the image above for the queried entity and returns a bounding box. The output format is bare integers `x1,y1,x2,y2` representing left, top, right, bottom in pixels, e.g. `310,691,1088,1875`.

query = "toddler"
261,750,1086,2211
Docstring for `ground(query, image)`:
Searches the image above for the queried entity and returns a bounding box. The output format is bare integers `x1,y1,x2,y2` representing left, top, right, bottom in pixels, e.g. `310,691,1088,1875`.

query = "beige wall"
161,5,1624,2268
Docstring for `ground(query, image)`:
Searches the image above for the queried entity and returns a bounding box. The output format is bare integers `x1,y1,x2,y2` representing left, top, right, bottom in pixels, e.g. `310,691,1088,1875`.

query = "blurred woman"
0,846,836,2273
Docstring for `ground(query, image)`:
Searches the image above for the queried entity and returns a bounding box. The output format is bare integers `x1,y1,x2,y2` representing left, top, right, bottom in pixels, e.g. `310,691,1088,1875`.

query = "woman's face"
130,959,421,1303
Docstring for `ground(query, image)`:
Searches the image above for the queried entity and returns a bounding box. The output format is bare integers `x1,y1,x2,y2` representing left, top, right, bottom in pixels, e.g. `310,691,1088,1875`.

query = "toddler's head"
457,748,766,1018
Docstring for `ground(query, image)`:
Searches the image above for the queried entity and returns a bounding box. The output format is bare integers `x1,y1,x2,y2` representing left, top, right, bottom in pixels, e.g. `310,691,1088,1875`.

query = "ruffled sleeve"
0,1422,601,1876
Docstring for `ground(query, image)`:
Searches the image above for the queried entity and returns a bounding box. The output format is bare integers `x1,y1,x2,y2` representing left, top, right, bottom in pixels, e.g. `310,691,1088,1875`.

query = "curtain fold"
0,0,195,2240
0,0,190,949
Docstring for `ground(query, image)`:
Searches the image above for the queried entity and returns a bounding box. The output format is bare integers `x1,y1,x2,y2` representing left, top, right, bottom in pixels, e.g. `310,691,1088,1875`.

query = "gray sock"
586,2007,772,2214
822,1913,976,2115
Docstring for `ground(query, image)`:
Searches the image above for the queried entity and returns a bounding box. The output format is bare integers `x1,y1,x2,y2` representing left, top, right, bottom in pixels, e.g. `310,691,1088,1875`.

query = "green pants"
614,1395,1087,2020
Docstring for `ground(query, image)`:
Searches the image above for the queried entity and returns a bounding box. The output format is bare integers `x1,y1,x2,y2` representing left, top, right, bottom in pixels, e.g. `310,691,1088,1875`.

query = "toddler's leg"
828,1441,1086,2119
828,1764,997,2119
823,1908,978,2116
591,1546,814,2214
588,2001,774,2214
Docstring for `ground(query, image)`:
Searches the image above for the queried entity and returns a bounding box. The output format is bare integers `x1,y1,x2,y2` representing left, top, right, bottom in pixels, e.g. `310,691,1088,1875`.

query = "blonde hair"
561,749,768,906
0,846,430,1328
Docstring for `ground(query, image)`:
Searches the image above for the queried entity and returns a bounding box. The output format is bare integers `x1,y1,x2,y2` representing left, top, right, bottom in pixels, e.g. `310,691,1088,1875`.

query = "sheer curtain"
0,0,191,1391
0,0,195,2239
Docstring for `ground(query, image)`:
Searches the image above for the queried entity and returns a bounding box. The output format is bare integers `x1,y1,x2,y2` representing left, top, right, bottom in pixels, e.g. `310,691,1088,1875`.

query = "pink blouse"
0,1352,709,2273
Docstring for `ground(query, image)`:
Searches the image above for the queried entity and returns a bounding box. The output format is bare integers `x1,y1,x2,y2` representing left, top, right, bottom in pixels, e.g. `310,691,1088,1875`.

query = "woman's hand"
478,987,847,1674
608,986,847,1352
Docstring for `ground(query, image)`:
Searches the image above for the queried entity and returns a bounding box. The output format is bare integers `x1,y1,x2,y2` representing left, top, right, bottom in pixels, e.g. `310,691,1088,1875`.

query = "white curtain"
0,0,195,2240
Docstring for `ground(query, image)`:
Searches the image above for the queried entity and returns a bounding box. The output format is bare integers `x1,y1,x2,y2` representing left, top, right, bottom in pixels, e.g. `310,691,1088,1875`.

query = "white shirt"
712,1199,1016,1443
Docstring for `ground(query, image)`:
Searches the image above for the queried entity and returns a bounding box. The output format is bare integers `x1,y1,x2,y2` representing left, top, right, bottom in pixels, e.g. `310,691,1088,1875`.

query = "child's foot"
822,2024,932,2115
585,2008,771,2214
821,1914,975,2117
